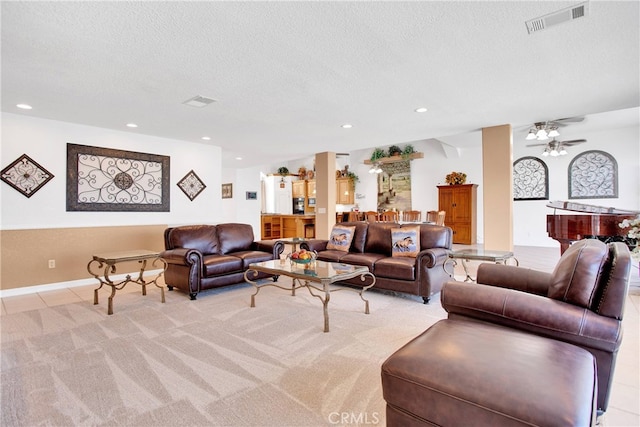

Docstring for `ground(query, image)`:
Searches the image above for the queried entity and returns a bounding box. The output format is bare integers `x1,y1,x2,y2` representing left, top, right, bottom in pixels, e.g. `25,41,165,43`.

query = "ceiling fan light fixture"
550,149,560,157
536,128,548,139
559,147,568,155
548,128,560,137
526,130,537,140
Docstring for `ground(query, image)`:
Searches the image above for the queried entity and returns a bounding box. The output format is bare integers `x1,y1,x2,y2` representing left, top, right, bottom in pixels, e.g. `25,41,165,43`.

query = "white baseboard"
0,269,164,298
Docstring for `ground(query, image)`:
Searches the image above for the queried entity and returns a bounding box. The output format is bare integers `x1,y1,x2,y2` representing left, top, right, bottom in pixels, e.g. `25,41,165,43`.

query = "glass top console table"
87,249,167,315
446,249,519,282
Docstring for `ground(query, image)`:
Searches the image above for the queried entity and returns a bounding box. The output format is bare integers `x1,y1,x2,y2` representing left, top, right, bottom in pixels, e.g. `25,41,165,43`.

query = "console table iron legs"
88,250,167,315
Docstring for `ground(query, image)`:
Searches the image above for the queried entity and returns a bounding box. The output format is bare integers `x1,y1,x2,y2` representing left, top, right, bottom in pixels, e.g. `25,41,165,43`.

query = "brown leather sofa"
303,222,453,303
161,223,284,300
441,239,632,414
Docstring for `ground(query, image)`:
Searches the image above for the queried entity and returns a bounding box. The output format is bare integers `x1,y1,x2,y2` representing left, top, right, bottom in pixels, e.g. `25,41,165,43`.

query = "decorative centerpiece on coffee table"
288,248,317,265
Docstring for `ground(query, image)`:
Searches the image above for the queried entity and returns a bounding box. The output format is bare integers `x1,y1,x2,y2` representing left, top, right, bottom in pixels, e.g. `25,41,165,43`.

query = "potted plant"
388,145,402,157
347,171,359,184
402,144,416,159
370,148,385,162
277,166,289,176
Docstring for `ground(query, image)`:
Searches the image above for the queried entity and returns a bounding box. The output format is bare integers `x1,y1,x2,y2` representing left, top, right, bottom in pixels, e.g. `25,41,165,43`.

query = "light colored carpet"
1,279,447,426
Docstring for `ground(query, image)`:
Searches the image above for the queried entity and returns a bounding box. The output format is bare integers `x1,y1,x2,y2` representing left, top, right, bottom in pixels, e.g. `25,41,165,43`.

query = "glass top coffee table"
244,259,376,332
446,249,519,282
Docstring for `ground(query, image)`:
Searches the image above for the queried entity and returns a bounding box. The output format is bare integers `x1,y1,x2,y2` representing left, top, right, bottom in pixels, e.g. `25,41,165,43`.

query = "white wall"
1,113,223,230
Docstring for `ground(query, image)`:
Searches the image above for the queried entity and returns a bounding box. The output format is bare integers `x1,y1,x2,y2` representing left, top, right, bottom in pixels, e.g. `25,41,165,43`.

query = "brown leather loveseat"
161,223,284,300
303,222,453,303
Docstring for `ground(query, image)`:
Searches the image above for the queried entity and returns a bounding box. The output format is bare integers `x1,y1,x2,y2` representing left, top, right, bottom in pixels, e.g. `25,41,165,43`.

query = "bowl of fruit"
288,249,317,264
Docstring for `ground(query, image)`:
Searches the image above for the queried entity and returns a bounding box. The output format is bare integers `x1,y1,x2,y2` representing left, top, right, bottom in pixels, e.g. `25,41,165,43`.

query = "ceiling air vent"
525,1,589,34
182,95,216,108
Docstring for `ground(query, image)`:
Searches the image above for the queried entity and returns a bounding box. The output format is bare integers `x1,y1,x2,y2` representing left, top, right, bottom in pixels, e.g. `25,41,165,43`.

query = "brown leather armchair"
441,239,632,414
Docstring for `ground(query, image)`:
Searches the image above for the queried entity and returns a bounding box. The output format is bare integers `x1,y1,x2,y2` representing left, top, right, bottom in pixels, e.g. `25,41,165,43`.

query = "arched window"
569,150,618,199
513,156,549,200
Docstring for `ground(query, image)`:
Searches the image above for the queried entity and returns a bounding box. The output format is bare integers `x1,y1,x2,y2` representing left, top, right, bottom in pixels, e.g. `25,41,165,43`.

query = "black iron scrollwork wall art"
177,170,207,201
66,143,170,211
568,150,617,199
513,156,549,200
1,153,54,198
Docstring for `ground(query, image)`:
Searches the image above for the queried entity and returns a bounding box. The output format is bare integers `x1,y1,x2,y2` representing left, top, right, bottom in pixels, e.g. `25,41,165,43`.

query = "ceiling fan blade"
550,117,585,126
561,139,587,145
526,143,549,147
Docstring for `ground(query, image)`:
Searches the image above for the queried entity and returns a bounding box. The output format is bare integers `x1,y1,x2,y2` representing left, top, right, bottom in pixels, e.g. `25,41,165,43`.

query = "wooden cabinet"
261,215,281,239
292,180,306,198
438,184,478,244
306,180,316,212
336,178,354,205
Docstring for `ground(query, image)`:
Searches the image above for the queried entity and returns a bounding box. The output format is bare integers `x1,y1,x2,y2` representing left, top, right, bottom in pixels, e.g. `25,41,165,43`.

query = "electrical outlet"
48,259,56,269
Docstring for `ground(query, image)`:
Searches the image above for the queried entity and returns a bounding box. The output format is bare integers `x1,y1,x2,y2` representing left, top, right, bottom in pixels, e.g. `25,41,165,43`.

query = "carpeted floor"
1,280,447,426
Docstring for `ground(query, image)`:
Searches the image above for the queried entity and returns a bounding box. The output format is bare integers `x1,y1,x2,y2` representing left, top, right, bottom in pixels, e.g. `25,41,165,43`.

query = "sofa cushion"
364,223,397,256
339,252,387,271
316,249,349,263
202,254,243,276
391,226,420,257
231,250,275,269
548,239,608,308
217,223,255,254
375,257,416,280
167,225,218,254
327,225,356,252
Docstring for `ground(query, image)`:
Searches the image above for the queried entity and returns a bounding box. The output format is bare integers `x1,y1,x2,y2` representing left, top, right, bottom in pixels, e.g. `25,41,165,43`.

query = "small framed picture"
221,183,233,199
246,191,257,200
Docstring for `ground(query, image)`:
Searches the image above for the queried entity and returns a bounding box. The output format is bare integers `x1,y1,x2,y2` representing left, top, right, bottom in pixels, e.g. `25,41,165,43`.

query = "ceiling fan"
526,138,587,157
523,117,585,141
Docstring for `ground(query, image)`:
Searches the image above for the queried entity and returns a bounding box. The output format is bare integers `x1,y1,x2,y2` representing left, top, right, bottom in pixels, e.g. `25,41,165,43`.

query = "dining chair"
402,210,421,222
365,211,379,222
426,210,439,223
436,210,446,226
380,211,399,222
346,211,361,222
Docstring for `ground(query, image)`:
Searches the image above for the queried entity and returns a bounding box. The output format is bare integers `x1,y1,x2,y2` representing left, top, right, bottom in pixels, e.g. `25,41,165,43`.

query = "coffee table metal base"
244,260,375,332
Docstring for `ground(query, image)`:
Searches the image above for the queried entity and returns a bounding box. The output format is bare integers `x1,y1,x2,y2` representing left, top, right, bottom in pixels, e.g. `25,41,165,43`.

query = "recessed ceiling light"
126,123,138,128
201,136,211,140
415,107,428,113
16,104,32,110
341,124,353,129
235,157,243,160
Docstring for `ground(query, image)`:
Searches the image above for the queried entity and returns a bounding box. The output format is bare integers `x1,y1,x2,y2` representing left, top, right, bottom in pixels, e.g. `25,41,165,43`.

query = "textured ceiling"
2,1,639,167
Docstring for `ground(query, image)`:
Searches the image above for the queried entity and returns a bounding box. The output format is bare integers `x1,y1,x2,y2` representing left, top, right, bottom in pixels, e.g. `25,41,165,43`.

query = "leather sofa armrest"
416,247,449,268
301,239,329,252
441,281,622,352
476,263,551,296
160,248,202,266
254,240,285,258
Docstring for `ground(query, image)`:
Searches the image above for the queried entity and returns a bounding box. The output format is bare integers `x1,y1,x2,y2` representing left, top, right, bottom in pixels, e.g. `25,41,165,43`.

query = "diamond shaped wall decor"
1,154,54,198
177,170,206,201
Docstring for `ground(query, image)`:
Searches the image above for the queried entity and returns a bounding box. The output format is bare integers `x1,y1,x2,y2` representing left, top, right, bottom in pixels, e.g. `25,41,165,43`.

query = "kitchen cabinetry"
292,180,306,198
261,214,315,240
336,177,354,205
438,184,477,244
306,180,316,212
261,215,281,239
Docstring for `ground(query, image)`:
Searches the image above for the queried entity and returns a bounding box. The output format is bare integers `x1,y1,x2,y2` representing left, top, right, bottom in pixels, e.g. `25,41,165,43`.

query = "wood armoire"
437,184,478,244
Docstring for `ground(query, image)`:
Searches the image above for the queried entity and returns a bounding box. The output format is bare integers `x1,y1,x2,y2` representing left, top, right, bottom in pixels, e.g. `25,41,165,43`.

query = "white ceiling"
2,1,639,167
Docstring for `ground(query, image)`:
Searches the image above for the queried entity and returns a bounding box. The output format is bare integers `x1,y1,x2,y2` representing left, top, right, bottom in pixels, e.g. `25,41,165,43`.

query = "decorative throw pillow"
391,226,420,257
326,225,356,252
